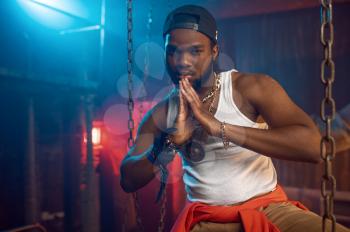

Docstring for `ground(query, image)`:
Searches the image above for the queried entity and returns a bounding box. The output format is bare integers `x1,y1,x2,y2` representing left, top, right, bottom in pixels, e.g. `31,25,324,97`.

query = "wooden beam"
208,0,350,19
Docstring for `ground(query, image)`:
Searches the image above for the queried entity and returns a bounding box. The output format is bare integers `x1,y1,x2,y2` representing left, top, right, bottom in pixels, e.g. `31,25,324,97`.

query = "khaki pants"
190,202,350,232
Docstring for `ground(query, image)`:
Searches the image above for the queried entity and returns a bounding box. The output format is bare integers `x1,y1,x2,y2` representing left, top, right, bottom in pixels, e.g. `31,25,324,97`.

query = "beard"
192,58,215,91
166,57,215,90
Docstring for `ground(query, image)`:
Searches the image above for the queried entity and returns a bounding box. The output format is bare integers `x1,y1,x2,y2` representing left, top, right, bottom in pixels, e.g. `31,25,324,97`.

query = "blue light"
17,0,89,30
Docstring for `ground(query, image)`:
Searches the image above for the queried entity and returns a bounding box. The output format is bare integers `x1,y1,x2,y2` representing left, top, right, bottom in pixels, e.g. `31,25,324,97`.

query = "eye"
190,48,202,56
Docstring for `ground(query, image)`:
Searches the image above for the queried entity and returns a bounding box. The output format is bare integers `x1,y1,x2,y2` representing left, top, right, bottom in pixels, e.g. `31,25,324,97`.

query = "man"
120,5,350,232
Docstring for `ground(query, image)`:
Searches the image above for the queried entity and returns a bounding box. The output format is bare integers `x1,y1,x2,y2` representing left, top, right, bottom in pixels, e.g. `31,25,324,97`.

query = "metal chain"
127,1,170,231
320,1,336,231
127,0,135,149
132,192,145,232
126,1,144,231
140,2,170,231
157,2,174,230
158,188,167,232
138,0,154,124
141,2,169,231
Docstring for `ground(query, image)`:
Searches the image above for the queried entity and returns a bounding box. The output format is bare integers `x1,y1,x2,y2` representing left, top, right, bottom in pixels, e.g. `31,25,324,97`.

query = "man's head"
163,5,219,88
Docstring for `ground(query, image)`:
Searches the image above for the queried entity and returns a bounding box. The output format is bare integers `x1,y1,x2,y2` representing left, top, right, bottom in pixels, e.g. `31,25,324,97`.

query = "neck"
196,71,216,100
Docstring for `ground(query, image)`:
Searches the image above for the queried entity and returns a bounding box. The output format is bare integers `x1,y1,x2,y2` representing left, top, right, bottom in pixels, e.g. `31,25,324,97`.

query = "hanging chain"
126,1,144,231
138,0,154,123
158,188,167,232
157,2,171,230
133,192,145,232
140,2,169,231
320,1,336,231
127,1,170,231
127,0,135,149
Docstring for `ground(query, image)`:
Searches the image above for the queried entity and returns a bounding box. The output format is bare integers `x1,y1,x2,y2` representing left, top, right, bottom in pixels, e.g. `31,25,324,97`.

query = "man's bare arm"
223,75,321,163
120,102,167,192
180,75,321,163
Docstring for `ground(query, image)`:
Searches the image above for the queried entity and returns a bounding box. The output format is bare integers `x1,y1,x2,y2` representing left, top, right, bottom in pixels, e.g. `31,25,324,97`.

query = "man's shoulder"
228,71,282,105
150,89,177,115
142,90,176,127
137,98,169,134
230,71,280,95
230,71,275,88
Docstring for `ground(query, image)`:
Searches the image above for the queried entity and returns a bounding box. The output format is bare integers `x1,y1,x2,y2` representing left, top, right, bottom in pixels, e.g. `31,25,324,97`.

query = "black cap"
163,5,218,43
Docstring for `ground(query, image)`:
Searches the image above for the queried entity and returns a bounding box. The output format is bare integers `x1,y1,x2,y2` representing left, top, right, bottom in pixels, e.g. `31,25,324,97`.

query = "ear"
212,44,219,61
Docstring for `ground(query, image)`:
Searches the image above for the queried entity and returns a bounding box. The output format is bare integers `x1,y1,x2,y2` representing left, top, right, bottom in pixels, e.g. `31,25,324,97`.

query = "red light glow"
92,127,101,146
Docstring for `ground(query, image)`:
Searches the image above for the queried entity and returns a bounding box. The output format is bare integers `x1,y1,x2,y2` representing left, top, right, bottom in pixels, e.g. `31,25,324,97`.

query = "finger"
183,79,201,105
180,79,194,102
179,83,188,112
179,81,187,104
178,82,190,121
187,82,201,104
180,83,193,104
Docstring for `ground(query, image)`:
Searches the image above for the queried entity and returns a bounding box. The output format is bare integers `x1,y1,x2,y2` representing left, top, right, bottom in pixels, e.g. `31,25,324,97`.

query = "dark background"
0,0,349,231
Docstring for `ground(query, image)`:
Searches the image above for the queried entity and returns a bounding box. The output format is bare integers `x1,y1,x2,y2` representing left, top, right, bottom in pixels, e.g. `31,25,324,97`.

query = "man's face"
165,28,218,88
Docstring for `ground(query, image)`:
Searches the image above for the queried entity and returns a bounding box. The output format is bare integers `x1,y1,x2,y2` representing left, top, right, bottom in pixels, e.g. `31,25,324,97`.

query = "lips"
176,72,194,79
178,74,193,79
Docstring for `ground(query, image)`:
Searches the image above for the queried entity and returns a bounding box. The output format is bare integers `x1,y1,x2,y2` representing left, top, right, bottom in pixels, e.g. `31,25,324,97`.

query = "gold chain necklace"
201,73,220,103
201,73,221,113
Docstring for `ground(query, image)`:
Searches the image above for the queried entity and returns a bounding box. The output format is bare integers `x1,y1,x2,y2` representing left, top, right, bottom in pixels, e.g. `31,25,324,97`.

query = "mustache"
175,70,196,76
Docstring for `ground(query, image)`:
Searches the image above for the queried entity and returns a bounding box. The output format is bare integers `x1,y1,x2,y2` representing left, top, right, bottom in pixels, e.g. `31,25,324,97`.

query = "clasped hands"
170,78,221,146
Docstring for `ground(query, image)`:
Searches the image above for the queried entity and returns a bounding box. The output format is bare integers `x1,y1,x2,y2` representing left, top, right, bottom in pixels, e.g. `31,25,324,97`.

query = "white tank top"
166,69,277,205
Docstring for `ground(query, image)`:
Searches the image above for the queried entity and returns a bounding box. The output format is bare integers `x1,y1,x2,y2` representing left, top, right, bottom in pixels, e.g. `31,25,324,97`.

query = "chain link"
127,0,135,149
132,192,145,232
158,188,167,232
137,0,154,124
126,1,144,231
126,0,170,230
140,2,169,231
320,1,336,231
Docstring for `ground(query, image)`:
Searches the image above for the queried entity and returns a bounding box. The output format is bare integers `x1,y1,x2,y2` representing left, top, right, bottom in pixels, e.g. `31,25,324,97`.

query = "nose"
174,51,192,68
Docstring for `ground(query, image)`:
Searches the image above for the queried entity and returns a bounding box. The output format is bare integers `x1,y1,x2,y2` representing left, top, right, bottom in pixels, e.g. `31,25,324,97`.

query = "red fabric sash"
171,185,308,232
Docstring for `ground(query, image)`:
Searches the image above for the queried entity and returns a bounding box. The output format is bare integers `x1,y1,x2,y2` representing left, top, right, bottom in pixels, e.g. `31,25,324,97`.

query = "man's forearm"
120,151,159,193
219,123,321,163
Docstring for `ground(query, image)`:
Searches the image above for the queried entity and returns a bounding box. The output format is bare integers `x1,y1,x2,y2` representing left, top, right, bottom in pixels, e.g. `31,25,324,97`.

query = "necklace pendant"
184,140,205,162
